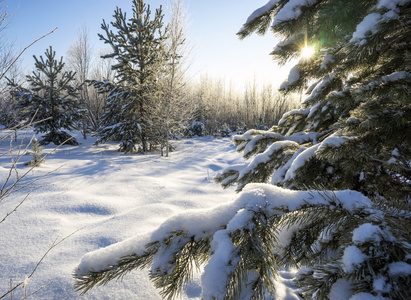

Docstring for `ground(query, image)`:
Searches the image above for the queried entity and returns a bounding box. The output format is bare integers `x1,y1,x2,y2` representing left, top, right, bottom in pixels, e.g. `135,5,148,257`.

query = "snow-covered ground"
0,129,299,299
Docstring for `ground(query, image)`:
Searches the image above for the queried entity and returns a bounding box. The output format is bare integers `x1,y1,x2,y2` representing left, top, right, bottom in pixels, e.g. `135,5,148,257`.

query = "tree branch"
0,27,58,81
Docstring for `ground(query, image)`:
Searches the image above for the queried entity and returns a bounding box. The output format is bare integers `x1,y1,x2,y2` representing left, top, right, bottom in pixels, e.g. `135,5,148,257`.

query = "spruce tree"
74,1,411,299
92,0,167,153
11,46,82,145
227,0,411,202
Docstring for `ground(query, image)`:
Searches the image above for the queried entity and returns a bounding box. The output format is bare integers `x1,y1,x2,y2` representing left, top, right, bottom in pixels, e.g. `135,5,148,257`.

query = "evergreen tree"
227,0,411,202
92,0,167,153
11,46,82,145
0,84,20,128
74,1,411,299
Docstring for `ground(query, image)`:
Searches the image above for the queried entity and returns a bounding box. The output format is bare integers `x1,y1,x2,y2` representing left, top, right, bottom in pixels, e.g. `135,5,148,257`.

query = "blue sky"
7,0,290,89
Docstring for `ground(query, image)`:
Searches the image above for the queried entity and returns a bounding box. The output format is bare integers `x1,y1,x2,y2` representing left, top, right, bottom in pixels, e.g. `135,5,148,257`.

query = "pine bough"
73,183,410,299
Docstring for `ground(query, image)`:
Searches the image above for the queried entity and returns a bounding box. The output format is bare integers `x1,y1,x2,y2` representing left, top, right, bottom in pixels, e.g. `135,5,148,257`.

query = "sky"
6,0,291,89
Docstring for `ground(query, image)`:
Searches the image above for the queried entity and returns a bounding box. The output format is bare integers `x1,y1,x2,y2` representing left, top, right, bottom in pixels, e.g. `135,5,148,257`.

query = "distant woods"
188,76,299,135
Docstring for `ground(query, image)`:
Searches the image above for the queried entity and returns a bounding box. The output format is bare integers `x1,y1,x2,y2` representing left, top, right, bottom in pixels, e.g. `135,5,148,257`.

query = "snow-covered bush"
220,123,231,137
183,121,204,137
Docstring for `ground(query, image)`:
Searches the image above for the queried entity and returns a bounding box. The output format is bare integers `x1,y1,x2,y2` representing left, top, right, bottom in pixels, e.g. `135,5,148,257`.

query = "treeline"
188,76,299,135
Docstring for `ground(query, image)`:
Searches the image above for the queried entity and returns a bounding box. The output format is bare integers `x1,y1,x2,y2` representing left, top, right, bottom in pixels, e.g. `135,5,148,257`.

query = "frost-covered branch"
0,27,57,81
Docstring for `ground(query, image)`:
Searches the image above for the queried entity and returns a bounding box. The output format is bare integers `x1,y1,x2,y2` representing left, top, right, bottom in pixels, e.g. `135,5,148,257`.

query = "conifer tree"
219,0,411,200
74,1,411,299
92,0,167,153
11,46,82,145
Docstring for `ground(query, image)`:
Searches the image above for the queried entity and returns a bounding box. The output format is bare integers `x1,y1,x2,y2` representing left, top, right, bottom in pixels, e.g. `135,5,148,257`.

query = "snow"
391,148,400,156
287,131,319,144
373,275,390,293
0,129,244,299
349,293,387,300
271,147,306,185
352,223,382,244
307,102,321,119
280,66,300,91
1,127,397,299
201,229,238,299
355,71,410,93
335,191,372,211
239,140,298,180
239,0,280,33
76,233,152,279
278,108,310,126
382,71,409,83
347,117,360,124
303,74,335,104
319,135,346,148
328,279,353,300
232,129,259,142
287,66,300,85
272,269,302,300
351,0,409,45
232,129,317,150
388,262,411,276
306,79,321,95
342,246,367,273
1,129,314,299
284,144,320,181
76,176,372,299
350,13,381,45
320,54,334,71
273,0,318,26
242,132,284,157
272,37,297,54
378,0,409,10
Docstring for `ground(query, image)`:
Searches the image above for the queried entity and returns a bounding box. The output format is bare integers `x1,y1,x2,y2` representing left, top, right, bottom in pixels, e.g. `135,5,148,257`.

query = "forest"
1,0,410,299
1,1,298,152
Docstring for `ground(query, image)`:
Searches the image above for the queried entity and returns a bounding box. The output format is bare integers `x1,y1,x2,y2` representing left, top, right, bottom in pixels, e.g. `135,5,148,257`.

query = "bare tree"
0,2,18,128
156,0,193,156
187,75,299,134
67,25,92,85
85,48,116,131
66,24,93,138
0,0,14,78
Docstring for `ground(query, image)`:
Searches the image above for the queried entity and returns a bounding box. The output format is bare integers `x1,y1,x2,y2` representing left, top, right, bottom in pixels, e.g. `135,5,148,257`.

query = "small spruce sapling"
25,137,45,167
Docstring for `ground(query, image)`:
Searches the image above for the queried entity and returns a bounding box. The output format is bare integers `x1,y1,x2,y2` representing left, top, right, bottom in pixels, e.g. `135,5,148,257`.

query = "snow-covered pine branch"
74,184,411,299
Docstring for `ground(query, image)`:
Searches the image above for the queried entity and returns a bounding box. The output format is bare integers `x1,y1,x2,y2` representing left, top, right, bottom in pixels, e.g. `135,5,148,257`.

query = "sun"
301,45,315,59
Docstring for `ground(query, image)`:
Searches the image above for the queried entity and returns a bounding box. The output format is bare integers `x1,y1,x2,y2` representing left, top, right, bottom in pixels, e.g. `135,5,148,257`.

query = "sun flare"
301,45,315,59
